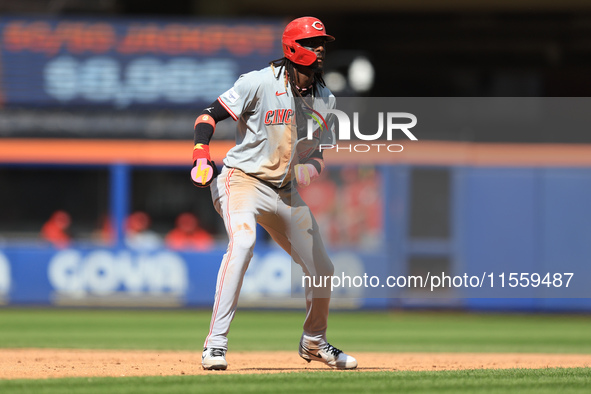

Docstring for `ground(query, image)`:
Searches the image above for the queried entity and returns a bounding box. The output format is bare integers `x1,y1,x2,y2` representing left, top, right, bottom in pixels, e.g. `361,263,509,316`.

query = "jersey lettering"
264,109,294,125
273,109,285,124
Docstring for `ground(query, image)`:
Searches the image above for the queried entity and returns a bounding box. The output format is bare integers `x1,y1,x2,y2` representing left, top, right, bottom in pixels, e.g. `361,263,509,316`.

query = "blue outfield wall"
456,167,591,311
1,165,591,311
456,168,540,310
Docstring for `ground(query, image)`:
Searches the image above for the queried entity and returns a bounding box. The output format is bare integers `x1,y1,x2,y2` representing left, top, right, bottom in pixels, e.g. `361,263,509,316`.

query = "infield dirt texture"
1,309,590,393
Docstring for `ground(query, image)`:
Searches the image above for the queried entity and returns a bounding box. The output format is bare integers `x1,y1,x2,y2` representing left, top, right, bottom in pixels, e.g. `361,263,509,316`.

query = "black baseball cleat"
299,341,358,369
202,347,228,370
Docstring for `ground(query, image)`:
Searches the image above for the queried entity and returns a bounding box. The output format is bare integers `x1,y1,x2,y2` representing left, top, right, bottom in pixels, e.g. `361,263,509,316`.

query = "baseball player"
192,16,357,371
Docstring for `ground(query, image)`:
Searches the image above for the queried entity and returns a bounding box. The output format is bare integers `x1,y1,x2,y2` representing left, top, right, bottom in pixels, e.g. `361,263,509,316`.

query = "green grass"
1,368,590,394
1,308,591,353
2,308,590,393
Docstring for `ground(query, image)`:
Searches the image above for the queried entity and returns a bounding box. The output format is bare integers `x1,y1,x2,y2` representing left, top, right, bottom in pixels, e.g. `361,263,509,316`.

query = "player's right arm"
191,72,259,187
191,100,231,187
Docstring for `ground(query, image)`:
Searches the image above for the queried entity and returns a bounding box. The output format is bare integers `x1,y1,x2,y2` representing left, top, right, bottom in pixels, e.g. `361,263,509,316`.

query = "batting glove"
191,144,218,188
294,163,320,187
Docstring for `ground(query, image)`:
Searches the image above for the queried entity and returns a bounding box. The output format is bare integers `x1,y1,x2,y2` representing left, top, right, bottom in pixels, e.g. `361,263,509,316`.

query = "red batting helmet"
282,17,335,66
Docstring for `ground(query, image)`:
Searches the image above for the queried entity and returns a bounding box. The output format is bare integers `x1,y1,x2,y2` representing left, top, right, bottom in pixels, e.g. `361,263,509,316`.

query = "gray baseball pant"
203,166,334,350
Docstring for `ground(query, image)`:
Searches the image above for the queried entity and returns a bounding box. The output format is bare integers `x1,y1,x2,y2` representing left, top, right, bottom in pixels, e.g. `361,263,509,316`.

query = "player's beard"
308,59,324,74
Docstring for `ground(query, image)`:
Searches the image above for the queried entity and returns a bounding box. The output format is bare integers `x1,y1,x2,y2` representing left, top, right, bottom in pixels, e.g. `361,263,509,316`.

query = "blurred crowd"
41,210,214,252
40,166,383,251
299,166,383,250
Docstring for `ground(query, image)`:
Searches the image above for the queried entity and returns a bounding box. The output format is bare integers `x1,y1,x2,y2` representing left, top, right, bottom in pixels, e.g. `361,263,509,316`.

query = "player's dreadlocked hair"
270,57,326,139
269,57,326,98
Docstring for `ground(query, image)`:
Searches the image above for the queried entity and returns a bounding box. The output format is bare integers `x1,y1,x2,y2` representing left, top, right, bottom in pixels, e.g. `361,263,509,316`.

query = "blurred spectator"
356,167,383,248
165,212,214,251
298,170,340,246
41,210,71,248
339,166,383,249
95,214,114,246
125,211,163,251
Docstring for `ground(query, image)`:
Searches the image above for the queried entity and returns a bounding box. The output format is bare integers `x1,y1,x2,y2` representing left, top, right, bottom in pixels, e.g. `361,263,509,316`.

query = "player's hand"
294,163,319,188
191,144,219,188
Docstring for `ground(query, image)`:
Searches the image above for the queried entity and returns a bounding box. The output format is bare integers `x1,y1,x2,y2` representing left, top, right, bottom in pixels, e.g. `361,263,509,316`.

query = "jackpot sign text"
0,18,283,108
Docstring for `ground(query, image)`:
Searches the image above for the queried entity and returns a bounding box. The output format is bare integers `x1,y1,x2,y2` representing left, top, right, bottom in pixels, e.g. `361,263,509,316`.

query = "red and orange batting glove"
191,143,218,188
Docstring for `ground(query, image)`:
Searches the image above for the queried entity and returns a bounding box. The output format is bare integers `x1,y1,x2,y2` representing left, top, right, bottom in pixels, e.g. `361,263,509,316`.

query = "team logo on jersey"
264,109,294,125
222,88,240,104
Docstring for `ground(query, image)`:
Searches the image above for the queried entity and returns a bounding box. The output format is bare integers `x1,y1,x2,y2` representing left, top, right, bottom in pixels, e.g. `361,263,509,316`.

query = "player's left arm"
295,92,334,187
295,150,325,187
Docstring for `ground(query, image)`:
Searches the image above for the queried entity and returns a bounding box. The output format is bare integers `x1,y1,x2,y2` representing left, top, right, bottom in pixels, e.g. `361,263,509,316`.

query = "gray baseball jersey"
217,65,335,187
203,65,337,352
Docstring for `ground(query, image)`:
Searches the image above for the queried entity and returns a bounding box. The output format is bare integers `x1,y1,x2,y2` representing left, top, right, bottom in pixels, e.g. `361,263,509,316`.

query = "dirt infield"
1,349,591,380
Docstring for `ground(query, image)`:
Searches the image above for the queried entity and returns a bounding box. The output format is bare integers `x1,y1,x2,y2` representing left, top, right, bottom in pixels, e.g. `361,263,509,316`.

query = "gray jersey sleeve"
217,73,259,121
